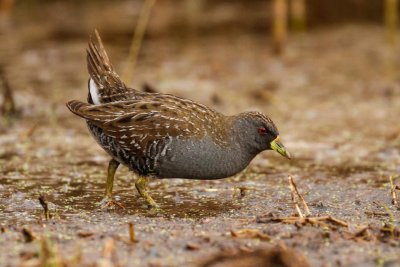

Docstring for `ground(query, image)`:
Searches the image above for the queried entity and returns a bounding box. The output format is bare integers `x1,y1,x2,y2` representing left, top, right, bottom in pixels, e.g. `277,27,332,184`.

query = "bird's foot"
135,176,161,211
98,196,125,210
147,204,163,214
145,198,161,210
141,196,163,213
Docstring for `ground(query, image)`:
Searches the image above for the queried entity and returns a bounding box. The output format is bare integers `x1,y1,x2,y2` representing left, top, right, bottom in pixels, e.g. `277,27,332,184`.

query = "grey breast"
156,135,256,180
87,123,256,179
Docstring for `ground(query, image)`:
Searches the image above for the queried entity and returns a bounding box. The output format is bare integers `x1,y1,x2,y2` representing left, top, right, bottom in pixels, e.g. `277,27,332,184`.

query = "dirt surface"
0,6,400,266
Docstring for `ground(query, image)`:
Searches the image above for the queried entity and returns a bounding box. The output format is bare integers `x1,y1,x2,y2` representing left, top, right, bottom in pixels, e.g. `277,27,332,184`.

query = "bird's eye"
258,127,267,135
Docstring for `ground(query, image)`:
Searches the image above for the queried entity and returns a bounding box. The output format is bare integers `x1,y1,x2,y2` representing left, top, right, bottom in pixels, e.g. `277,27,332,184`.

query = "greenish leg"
99,159,124,209
105,159,119,198
135,176,159,208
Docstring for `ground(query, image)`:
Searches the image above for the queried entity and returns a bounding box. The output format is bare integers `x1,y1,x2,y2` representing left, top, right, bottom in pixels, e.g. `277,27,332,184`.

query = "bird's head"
233,111,291,159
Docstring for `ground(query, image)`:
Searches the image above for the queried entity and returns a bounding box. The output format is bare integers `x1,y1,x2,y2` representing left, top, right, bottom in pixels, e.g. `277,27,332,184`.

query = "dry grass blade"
273,0,288,55
77,231,94,238
38,195,50,220
380,203,396,239
291,0,306,32
128,222,137,243
288,175,311,217
257,213,349,230
19,122,39,141
123,0,157,86
389,176,398,206
288,177,304,218
326,216,349,227
0,67,17,118
22,227,36,243
231,229,271,241
385,0,398,45
365,211,390,217
294,200,304,218
186,242,200,250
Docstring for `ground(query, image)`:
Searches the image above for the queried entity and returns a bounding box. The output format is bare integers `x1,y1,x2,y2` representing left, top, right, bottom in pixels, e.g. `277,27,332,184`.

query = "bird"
66,30,291,209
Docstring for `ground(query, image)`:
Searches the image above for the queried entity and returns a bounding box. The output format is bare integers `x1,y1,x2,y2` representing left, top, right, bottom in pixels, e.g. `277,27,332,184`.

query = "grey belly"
87,122,254,179
156,137,254,180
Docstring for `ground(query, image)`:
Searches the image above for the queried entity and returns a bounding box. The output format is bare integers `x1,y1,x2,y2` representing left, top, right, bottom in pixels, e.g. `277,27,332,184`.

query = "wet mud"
0,10,399,266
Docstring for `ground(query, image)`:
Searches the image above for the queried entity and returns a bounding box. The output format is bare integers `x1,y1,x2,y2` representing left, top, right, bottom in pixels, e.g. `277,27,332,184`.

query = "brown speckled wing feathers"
67,95,228,157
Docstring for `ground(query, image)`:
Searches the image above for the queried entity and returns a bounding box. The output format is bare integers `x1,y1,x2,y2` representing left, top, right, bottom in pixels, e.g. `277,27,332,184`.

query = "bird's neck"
229,114,261,157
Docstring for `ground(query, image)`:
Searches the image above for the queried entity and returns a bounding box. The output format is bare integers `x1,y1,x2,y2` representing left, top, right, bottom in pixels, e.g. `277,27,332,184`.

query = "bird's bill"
270,136,291,159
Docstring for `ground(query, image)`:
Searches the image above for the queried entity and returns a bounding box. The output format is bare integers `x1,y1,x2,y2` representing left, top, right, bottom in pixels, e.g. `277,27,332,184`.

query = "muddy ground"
0,3,400,266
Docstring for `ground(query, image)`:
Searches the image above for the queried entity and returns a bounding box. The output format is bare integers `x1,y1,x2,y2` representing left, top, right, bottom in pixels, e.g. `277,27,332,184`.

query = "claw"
148,204,163,214
148,203,160,210
98,197,125,210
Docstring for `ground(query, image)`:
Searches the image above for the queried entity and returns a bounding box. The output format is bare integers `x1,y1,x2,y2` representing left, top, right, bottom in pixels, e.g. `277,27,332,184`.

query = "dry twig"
288,175,311,217
289,178,303,217
257,213,348,230
385,0,398,45
0,67,17,118
22,227,36,243
231,229,271,241
273,0,288,55
38,195,50,220
365,211,390,217
186,242,200,250
389,176,398,206
77,231,94,238
19,122,39,140
128,222,137,243
123,0,157,85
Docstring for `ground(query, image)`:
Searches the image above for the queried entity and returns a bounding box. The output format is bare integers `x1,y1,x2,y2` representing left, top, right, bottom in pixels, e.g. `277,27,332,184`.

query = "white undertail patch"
89,78,101,104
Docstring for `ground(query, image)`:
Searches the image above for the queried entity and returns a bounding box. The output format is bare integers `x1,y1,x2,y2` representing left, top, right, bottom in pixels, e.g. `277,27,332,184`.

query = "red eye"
258,127,267,135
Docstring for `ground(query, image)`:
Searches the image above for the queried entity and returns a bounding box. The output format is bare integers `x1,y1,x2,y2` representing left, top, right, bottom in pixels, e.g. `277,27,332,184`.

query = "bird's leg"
135,176,159,208
99,159,124,209
104,159,119,198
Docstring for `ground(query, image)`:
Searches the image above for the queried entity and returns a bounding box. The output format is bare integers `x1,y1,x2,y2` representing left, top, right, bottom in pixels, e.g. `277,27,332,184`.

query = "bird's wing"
66,96,225,157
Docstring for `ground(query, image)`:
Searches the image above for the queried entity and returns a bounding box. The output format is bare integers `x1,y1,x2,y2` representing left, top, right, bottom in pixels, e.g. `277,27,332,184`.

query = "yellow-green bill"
270,136,291,159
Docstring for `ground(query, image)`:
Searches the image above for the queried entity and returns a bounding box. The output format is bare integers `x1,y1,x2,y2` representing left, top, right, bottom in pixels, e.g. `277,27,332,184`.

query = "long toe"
98,197,125,210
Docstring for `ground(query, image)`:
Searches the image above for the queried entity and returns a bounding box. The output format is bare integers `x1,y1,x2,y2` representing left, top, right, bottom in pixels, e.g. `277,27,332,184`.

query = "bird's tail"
87,30,132,104
66,100,91,119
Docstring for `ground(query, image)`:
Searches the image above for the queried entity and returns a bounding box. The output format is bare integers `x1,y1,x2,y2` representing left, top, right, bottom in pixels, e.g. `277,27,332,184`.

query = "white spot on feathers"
89,78,101,104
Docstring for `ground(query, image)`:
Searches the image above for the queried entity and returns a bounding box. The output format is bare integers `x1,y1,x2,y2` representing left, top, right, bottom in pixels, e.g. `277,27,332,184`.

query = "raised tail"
87,30,130,104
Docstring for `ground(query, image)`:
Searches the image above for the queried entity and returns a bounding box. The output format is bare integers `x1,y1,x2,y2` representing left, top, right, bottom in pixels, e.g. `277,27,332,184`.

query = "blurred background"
0,1,399,266
0,0,399,162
